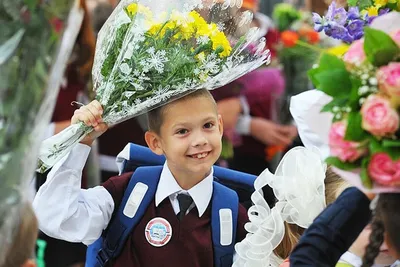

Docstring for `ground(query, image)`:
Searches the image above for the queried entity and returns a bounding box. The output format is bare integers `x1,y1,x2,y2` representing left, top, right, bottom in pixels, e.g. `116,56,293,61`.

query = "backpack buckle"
96,248,111,266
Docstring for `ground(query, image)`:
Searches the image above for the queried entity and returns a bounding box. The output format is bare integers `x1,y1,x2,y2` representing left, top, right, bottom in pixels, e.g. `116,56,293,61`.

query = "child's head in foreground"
274,167,350,259
145,89,223,185
362,193,400,267
2,202,38,267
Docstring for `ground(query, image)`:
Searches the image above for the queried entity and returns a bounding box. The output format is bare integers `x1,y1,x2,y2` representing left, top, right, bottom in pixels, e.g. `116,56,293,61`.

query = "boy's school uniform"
33,144,248,267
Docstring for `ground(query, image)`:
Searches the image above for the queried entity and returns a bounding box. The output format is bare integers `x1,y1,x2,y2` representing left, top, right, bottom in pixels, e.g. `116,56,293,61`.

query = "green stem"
295,40,324,52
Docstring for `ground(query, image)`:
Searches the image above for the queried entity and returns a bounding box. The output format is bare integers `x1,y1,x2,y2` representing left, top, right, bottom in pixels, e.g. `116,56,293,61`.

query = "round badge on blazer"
145,217,172,247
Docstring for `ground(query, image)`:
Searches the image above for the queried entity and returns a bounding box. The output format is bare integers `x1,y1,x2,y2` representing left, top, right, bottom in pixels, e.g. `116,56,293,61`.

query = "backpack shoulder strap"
96,166,163,266
211,181,239,267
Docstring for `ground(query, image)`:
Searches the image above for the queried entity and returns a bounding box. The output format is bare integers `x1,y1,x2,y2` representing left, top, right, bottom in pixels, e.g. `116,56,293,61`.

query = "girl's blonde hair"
2,202,38,267
274,167,350,259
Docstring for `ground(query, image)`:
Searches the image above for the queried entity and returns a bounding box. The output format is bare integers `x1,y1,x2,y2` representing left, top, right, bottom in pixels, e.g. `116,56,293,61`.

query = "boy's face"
147,95,223,182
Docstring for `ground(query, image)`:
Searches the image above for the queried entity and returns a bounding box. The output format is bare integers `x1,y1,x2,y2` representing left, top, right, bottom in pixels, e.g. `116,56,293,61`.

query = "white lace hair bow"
233,146,327,267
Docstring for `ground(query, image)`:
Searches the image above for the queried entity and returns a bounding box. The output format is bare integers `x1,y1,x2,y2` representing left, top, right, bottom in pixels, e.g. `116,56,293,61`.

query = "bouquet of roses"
37,0,270,173
309,23,400,190
0,0,83,263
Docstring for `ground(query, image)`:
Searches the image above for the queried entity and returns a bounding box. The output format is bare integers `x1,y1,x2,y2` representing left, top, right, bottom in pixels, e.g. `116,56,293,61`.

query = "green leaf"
24,0,38,12
308,53,352,97
318,52,347,70
358,0,374,9
369,138,383,154
347,0,358,6
325,157,360,170
360,164,373,189
312,69,352,97
344,112,368,141
364,27,400,67
369,138,400,160
383,139,400,148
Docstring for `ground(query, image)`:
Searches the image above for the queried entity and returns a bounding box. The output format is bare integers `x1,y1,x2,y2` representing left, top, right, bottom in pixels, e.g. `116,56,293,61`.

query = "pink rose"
368,153,400,186
328,121,367,162
343,39,365,66
391,29,400,46
377,62,400,98
360,95,399,136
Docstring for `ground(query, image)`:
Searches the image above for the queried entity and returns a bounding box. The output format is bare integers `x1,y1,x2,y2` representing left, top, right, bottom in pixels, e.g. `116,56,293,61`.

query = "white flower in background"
133,70,141,77
134,98,142,105
146,49,169,73
139,59,150,73
124,91,135,98
119,63,132,75
194,68,200,75
200,54,221,75
196,35,210,45
184,78,193,87
124,44,134,60
155,85,171,101
217,22,225,31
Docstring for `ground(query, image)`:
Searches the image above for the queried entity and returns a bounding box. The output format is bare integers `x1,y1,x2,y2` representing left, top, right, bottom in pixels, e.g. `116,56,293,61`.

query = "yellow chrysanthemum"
326,44,350,57
126,3,138,15
189,11,207,27
148,23,162,35
148,20,176,38
170,10,193,26
365,5,380,16
196,23,219,38
374,0,388,5
126,3,153,20
179,25,195,40
138,5,152,19
210,31,232,57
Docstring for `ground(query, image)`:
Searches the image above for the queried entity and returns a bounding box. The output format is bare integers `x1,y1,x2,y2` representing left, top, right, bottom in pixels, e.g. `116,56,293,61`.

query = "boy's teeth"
195,152,207,159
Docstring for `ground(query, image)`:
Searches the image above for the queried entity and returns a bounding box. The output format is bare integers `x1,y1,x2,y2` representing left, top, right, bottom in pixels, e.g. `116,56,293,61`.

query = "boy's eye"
176,129,188,135
204,122,214,129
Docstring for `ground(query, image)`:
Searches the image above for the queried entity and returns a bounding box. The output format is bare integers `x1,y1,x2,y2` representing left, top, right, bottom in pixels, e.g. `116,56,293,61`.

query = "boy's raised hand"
71,100,108,146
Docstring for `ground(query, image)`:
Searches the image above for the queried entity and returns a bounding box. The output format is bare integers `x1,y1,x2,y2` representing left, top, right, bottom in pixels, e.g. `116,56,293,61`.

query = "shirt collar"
339,252,362,267
155,162,214,217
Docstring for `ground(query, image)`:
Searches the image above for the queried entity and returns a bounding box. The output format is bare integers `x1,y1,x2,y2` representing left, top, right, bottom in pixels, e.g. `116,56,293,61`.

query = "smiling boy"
33,89,249,267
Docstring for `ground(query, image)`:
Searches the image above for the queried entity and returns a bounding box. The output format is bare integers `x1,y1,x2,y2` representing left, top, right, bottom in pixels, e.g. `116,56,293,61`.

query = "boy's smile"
146,93,223,190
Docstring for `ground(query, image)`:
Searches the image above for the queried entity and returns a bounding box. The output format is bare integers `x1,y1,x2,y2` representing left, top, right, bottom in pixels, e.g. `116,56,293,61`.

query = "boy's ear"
145,131,164,155
22,259,36,267
218,114,224,137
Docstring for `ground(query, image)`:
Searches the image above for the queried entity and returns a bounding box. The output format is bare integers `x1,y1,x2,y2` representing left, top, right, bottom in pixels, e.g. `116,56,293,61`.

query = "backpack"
86,143,256,267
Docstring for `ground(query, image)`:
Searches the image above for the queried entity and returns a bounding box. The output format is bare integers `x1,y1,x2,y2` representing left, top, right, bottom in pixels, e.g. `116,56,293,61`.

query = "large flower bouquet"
37,0,270,173
309,25,400,189
0,0,83,263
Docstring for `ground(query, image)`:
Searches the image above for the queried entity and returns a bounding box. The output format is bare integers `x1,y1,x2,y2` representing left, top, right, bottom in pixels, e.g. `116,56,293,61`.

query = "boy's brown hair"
146,89,217,134
2,202,38,267
274,167,350,259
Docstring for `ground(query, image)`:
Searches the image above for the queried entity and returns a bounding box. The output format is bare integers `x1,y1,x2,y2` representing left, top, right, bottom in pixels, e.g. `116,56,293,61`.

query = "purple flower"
326,22,354,43
326,1,348,25
313,12,324,32
367,15,377,24
326,1,337,20
346,19,365,40
347,7,360,20
379,8,390,16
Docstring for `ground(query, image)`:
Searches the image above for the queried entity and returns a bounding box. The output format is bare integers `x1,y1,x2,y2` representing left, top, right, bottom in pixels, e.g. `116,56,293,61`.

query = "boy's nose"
192,133,208,147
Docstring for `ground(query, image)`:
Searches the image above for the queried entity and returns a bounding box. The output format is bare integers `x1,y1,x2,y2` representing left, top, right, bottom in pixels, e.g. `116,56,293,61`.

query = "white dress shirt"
33,143,214,245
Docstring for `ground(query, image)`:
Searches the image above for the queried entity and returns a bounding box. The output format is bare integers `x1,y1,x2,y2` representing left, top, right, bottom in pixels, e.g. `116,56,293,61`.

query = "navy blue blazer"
290,187,372,266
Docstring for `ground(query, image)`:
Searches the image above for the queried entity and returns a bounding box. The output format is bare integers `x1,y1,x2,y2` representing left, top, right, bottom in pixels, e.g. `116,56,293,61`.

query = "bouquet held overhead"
37,0,271,173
